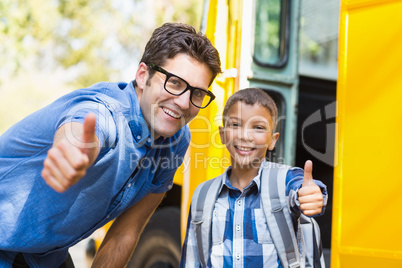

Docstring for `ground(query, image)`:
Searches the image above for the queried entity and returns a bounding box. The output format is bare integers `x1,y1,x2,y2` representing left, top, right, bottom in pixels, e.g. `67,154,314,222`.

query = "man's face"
137,54,213,139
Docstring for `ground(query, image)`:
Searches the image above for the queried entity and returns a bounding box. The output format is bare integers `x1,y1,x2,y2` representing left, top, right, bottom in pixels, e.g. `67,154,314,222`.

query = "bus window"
299,0,339,80
253,0,289,67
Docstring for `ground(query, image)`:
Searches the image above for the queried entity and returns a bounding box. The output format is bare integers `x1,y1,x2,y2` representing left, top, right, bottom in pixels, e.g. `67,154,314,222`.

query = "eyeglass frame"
147,63,216,109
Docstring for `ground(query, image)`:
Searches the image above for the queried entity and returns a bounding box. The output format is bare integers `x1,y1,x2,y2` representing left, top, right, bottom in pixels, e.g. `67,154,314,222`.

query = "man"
0,22,221,267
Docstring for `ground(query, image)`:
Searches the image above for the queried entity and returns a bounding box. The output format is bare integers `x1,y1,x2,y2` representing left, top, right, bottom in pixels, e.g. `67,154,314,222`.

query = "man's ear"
135,62,149,91
268,132,280,151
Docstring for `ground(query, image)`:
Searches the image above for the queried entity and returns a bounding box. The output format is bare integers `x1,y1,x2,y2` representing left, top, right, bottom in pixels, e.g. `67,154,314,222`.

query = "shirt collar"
127,81,154,147
219,160,268,193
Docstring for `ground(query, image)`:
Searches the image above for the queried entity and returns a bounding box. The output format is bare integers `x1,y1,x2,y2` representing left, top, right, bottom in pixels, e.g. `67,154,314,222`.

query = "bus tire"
127,206,181,268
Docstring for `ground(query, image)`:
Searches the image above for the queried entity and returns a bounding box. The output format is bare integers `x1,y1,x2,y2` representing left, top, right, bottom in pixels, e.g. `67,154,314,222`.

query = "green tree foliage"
0,0,203,133
0,0,203,85
254,0,281,65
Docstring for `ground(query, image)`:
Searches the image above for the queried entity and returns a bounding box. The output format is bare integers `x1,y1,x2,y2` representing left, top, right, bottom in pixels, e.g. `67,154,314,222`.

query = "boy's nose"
240,128,253,141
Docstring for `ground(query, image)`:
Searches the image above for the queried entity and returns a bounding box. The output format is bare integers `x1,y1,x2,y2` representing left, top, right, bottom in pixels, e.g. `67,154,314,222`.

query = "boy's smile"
234,145,254,153
219,101,279,170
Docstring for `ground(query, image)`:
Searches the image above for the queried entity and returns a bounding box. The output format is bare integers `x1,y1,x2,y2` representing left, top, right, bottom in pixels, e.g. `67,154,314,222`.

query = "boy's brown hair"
222,88,278,132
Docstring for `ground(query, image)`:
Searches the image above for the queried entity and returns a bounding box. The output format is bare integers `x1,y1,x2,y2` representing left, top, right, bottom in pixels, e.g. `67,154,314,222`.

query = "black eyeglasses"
148,63,215,109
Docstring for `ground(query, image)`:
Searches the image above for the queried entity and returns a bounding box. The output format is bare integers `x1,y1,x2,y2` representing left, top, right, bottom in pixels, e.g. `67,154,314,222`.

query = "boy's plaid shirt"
180,163,327,268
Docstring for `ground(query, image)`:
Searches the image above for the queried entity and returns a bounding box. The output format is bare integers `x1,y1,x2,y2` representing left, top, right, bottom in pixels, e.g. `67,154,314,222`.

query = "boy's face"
135,54,213,139
219,101,279,169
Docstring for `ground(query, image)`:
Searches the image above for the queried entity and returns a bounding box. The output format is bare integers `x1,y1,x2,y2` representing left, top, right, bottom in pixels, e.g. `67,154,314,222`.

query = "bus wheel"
127,207,181,268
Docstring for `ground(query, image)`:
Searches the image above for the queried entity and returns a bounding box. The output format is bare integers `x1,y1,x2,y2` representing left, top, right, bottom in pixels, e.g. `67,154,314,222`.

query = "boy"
180,88,327,267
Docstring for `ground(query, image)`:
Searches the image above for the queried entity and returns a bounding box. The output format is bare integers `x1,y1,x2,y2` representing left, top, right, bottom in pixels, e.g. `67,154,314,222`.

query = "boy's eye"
252,125,269,133
226,122,240,128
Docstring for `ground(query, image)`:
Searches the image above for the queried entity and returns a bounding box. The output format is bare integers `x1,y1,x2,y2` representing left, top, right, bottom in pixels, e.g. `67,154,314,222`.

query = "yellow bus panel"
332,0,402,266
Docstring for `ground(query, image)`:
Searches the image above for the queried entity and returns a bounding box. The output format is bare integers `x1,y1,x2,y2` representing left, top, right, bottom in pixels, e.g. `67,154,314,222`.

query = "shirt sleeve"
56,101,116,149
285,167,328,217
180,208,202,268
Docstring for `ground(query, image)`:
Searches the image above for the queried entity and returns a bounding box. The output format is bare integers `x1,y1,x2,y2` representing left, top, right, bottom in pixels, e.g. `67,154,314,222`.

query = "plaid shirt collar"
219,160,269,195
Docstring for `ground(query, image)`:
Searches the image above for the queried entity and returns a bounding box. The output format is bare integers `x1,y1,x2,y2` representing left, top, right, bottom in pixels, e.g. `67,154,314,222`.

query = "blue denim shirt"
0,81,190,267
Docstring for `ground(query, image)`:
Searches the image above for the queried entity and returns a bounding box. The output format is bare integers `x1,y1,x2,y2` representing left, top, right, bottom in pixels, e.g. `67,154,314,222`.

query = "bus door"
238,0,301,165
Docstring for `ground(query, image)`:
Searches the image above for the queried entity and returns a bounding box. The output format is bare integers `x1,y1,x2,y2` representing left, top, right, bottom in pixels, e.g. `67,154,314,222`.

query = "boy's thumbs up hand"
298,160,323,216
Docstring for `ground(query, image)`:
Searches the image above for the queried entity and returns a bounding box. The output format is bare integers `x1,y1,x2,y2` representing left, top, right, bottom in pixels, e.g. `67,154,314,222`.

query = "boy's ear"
219,126,226,145
268,132,280,151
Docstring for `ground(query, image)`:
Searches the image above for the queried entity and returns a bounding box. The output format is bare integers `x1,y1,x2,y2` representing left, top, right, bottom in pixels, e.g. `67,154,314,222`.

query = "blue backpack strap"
190,174,224,268
260,162,302,268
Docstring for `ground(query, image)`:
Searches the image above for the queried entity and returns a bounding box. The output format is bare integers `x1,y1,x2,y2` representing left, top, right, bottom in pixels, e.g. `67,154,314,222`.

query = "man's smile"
162,107,181,119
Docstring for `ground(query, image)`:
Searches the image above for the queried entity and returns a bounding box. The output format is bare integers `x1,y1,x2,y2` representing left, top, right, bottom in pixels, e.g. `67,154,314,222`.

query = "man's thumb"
82,113,97,152
302,160,314,187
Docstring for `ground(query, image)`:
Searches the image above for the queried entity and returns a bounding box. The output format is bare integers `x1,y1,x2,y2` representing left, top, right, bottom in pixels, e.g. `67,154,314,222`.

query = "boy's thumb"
302,160,314,187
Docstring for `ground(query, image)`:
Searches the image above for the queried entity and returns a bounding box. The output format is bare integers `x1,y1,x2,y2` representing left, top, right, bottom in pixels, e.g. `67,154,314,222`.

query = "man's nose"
173,90,191,110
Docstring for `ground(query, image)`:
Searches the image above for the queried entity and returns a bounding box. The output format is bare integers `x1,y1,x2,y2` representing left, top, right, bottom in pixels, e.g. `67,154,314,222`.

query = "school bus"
86,0,402,267
331,0,402,267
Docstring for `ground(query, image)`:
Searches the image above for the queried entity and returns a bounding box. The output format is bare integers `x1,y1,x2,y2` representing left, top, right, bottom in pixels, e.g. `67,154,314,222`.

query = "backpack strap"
260,163,302,268
190,174,224,268
300,214,324,268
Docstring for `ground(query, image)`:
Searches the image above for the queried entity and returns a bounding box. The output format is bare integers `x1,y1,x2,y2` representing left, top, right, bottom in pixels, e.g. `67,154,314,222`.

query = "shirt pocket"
211,208,229,245
252,208,274,244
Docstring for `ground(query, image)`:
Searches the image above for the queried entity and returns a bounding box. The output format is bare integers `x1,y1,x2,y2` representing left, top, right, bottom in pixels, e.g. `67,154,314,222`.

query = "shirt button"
137,135,141,139
106,215,110,219
236,225,241,231
236,254,240,259
128,183,132,188
147,138,152,143
238,200,242,206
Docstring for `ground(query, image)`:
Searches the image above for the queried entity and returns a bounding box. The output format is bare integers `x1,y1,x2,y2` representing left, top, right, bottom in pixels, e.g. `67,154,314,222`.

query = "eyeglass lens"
165,76,211,108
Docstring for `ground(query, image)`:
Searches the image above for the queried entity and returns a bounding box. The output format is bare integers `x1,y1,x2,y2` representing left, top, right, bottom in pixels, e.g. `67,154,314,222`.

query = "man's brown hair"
140,23,221,86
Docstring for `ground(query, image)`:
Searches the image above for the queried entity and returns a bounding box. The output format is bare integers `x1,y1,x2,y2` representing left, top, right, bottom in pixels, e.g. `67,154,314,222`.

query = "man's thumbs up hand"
298,160,323,216
42,114,100,193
